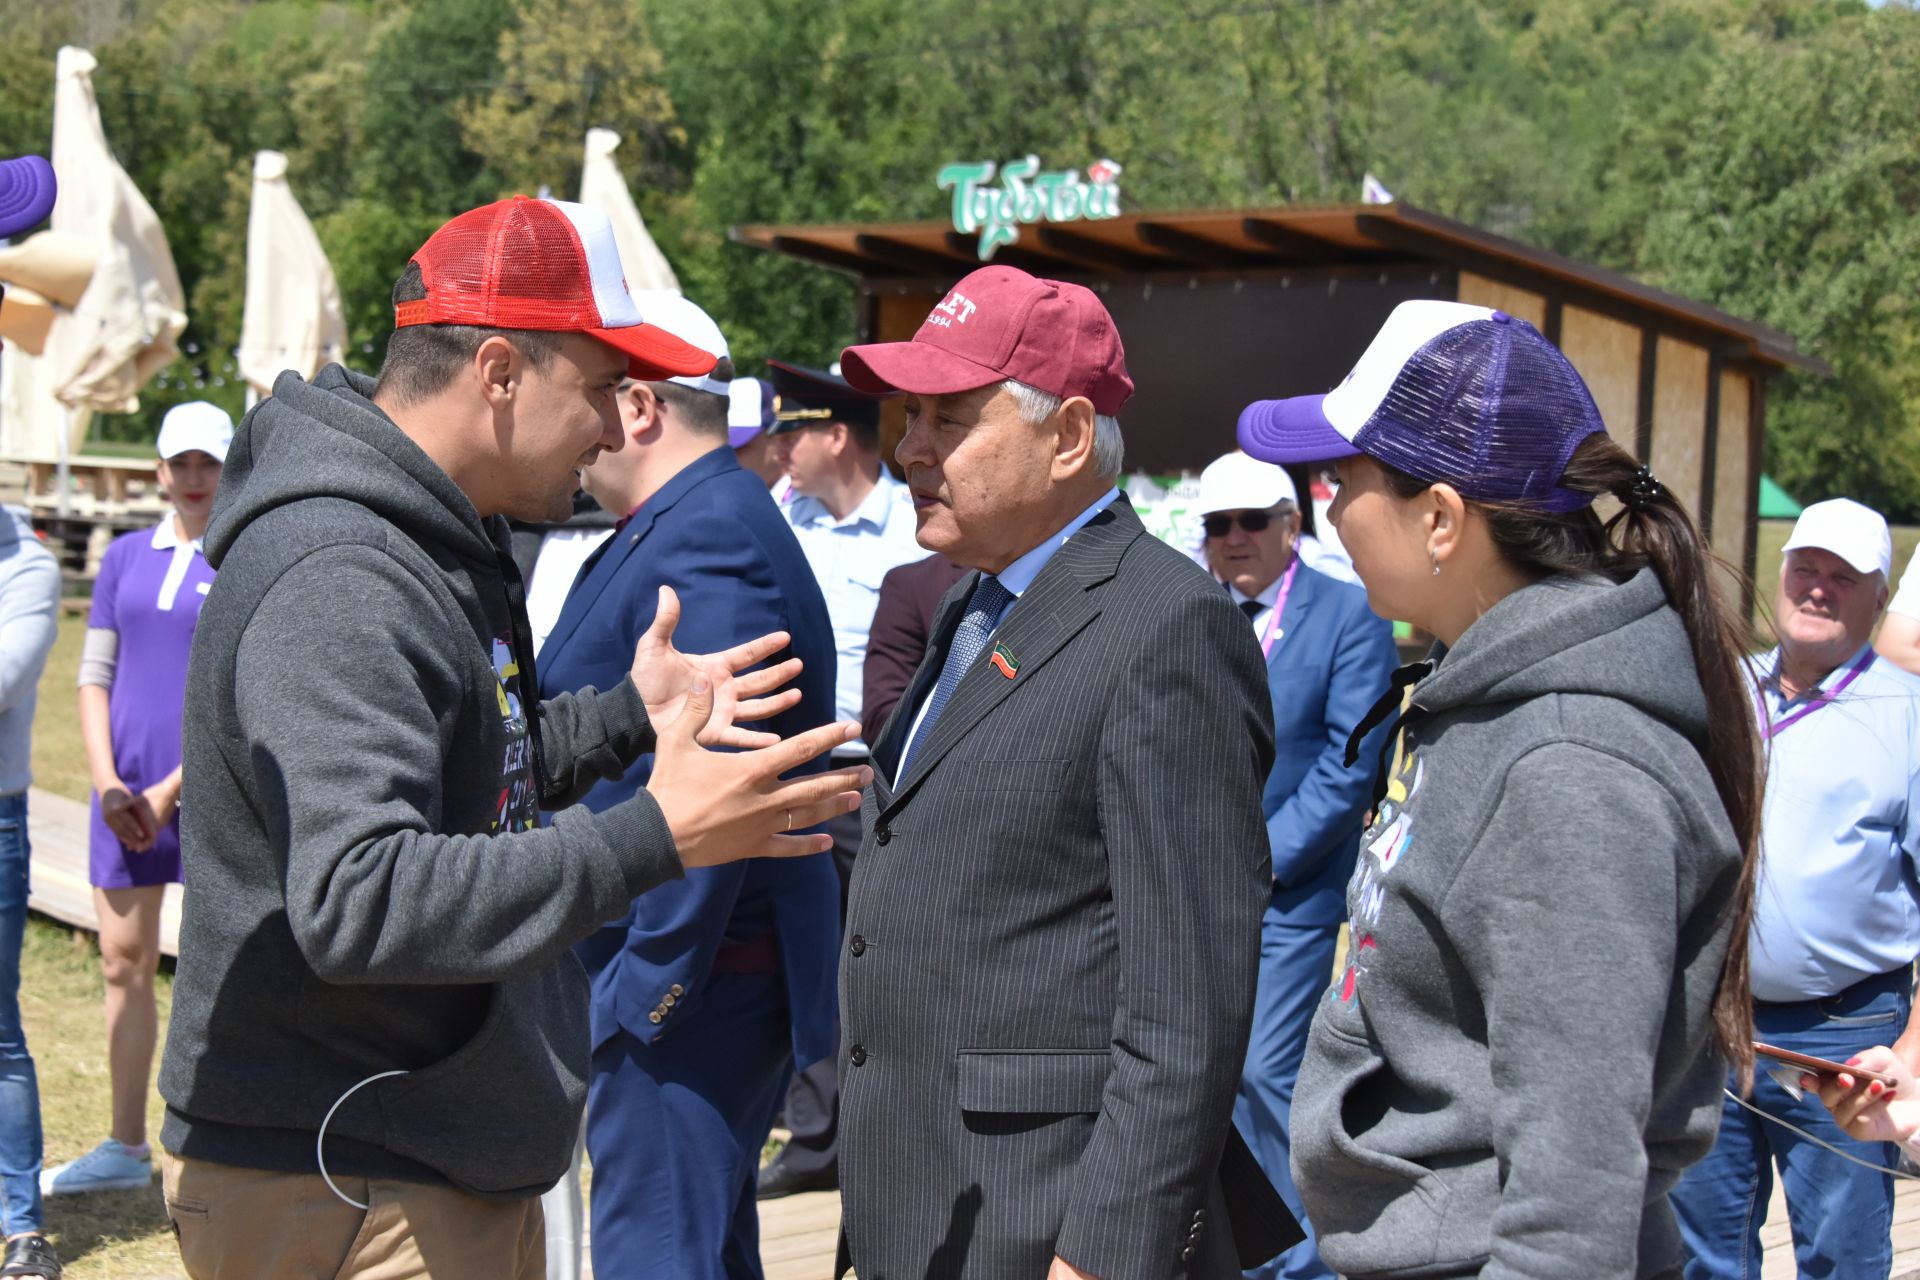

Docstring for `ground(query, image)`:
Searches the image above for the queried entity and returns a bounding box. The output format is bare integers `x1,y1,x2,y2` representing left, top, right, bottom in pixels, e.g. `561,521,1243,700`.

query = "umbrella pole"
245,386,259,412
56,404,72,518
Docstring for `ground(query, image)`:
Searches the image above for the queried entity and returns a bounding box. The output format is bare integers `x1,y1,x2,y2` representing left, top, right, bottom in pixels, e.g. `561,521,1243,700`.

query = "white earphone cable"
317,1070,410,1210
1723,1088,1920,1182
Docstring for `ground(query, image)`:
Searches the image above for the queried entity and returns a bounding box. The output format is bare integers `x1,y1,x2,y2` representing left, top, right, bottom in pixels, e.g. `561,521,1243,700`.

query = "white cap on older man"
156,401,234,463
1782,497,1893,579
1196,451,1297,516
629,290,730,397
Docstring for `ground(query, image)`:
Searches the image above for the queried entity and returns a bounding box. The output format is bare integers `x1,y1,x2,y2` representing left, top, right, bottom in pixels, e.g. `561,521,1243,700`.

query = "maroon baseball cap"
840,265,1134,415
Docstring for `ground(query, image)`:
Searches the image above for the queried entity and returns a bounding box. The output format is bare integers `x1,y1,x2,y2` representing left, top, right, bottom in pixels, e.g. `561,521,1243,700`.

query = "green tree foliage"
463,0,682,199
0,0,1912,518
1637,6,1920,516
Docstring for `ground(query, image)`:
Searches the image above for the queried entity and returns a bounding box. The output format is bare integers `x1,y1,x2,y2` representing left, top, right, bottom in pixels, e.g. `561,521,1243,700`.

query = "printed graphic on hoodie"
1337,738,1422,1004
492,633,537,833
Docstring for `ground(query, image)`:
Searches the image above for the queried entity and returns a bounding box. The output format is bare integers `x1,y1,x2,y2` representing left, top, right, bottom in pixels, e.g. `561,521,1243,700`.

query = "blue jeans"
1671,966,1909,1279
1234,913,1340,1280
0,792,43,1235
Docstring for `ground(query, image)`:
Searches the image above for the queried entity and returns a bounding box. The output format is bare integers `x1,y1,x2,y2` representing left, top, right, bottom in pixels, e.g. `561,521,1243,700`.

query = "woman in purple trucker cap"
1239,301,1760,1280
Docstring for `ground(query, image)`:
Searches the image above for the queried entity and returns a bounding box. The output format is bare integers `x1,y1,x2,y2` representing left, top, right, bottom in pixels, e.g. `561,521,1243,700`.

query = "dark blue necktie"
900,575,1014,773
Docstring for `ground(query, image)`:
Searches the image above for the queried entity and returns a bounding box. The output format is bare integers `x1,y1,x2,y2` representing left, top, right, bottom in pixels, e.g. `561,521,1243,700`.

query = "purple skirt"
87,803,182,889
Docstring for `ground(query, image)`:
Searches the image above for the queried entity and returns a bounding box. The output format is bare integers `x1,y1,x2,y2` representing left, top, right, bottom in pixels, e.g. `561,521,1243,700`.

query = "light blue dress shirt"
1748,643,1920,1002
787,468,928,755
897,488,1121,773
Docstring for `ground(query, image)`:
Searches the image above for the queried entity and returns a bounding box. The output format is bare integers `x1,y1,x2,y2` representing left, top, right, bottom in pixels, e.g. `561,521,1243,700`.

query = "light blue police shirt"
1748,643,1920,1002
787,468,927,755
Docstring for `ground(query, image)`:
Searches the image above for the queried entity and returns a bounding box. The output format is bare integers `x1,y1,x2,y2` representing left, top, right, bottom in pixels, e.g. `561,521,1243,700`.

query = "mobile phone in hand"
1753,1041,1895,1087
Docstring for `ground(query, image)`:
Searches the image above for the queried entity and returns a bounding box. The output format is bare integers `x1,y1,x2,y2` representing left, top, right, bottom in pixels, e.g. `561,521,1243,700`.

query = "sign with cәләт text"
939,156,1123,261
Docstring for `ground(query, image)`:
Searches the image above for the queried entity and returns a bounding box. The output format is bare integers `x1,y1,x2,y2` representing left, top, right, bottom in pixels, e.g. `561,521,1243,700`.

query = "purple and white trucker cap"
1237,300,1608,512
727,376,775,449
0,156,55,240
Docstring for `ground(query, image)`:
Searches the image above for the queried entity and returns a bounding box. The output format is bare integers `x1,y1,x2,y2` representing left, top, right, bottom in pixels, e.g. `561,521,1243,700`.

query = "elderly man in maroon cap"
829,265,1298,1280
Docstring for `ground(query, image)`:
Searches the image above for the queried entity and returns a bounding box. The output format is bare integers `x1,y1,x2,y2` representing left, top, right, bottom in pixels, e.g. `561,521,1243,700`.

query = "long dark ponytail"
1382,432,1762,1084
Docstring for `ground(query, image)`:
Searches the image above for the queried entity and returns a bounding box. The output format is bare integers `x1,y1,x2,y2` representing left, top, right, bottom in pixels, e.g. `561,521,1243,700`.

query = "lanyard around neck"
1758,647,1875,740
1258,559,1299,659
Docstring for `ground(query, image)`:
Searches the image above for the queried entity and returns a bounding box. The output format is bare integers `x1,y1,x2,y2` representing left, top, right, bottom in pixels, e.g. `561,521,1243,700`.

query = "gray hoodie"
1290,569,1743,1279
159,365,680,1198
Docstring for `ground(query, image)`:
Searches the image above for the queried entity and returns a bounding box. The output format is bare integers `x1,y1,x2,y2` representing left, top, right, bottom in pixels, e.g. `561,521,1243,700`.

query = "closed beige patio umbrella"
578,127,680,293
238,150,346,402
44,45,187,416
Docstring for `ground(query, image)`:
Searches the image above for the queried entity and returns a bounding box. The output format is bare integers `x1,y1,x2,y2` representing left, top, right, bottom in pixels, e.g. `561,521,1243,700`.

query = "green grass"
19,917,177,1279
31,616,88,805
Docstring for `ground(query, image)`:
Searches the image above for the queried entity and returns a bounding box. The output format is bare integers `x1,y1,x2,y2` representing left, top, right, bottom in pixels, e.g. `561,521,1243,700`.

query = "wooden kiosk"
732,202,1821,595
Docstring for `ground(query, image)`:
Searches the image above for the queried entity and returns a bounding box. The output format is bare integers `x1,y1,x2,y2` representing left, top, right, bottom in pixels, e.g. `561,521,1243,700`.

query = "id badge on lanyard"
1259,559,1299,659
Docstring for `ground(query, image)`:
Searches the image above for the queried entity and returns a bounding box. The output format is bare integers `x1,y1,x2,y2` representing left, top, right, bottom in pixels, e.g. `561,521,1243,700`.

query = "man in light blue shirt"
770,360,925,759
759,359,925,1200
1674,497,1920,1280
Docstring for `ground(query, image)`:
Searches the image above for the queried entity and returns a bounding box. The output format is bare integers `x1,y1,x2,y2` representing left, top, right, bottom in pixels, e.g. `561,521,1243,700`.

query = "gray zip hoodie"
1291,568,1744,1279
159,365,680,1197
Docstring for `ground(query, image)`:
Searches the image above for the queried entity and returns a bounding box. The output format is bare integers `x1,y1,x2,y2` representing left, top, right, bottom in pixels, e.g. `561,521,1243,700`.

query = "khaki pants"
162,1153,544,1280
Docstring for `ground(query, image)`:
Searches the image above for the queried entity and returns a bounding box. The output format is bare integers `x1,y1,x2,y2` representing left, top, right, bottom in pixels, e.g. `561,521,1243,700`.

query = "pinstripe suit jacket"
837,497,1296,1280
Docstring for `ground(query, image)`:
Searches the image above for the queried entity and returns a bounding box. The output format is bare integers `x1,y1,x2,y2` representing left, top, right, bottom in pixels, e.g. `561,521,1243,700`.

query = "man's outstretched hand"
631,585,804,748
648,670,871,867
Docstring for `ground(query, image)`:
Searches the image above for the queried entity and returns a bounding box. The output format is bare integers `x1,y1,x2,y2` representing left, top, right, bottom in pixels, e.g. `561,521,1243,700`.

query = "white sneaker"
39,1138,154,1196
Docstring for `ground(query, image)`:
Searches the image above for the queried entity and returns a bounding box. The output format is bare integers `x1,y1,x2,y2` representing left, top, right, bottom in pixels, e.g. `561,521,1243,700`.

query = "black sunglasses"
1202,511,1280,538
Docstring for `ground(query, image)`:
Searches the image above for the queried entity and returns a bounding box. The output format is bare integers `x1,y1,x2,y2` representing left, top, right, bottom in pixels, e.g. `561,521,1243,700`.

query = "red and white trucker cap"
395,196,717,382
840,264,1134,415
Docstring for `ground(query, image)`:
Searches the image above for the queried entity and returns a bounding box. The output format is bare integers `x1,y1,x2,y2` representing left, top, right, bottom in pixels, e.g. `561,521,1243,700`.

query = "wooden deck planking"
758,1180,1920,1280
1761,1175,1920,1279
25,786,181,956
756,1191,841,1278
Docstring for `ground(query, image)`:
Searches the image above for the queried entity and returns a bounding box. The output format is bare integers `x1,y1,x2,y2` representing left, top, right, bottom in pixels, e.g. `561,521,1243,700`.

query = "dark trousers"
772,806,860,1173
587,972,792,1280
1235,913,1341,1280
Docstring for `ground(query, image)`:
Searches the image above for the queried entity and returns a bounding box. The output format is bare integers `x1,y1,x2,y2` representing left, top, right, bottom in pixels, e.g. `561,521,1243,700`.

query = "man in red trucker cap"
155,196,869,1280
832,264,1300,1280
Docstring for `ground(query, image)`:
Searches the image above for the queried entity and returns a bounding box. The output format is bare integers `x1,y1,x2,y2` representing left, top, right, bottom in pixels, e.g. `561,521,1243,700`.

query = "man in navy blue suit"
538,295,840,1280
1198,451,1398,1280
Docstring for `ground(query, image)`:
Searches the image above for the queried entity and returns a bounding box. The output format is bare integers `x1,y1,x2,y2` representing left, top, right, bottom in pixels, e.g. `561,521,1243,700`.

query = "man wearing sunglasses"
1195,450,1398,1280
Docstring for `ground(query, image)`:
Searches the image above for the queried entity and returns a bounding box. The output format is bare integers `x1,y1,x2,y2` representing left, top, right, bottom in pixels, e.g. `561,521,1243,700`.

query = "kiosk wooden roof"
733,202,1819,375
733,201,1820,596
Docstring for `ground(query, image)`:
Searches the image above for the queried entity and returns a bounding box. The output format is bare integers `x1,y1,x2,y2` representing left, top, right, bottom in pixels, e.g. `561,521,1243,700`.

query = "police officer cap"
765,359,888,436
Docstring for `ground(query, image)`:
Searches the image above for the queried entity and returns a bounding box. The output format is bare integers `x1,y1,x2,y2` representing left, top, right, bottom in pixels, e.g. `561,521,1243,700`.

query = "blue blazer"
1257,561,1400,927
538,447,841,1068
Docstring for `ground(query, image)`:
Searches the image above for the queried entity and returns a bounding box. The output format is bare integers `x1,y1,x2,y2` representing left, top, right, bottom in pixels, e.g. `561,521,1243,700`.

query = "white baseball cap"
629,291,729,397
1782,497,1892,579
156,401,233,463
1196,451,1297,517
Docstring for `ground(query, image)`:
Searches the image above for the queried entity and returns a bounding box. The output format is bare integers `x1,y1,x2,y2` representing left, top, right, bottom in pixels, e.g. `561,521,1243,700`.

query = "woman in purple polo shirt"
44,402,229,1199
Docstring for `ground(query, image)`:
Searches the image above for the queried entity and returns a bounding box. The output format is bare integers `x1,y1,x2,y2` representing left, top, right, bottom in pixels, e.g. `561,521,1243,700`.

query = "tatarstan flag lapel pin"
989,641,1019,680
